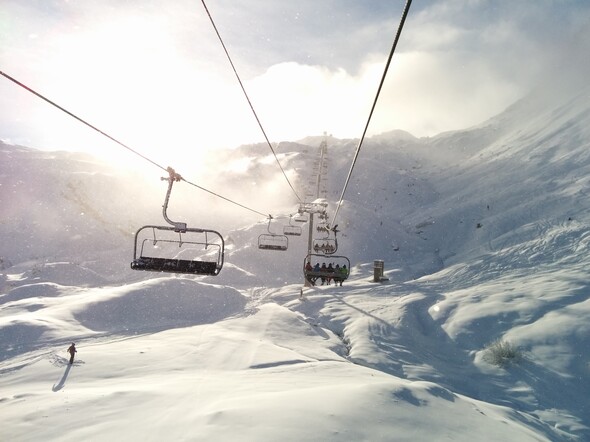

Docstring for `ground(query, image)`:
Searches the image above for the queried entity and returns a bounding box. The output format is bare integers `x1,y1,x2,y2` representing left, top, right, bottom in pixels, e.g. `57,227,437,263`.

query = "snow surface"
2,80,590,441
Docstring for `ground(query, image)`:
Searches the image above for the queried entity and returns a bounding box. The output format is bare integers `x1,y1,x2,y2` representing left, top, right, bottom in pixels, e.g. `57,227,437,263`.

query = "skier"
67,343,77,365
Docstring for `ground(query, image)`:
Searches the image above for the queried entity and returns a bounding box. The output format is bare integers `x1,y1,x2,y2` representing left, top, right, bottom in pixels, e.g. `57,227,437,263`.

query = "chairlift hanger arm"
266,215,275,233
161,167,187,231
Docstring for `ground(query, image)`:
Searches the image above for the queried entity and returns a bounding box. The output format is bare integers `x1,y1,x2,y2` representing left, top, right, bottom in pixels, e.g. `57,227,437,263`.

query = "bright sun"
17,9,404,168
34,15,260,169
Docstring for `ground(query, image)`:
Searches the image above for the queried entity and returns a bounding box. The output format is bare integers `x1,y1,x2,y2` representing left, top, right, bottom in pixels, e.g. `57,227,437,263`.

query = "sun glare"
12,6,406,163
32,13,260,167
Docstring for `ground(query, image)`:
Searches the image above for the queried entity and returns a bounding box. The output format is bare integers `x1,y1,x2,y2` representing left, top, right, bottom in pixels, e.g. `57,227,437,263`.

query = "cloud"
243,50,522,141
2,0,590,157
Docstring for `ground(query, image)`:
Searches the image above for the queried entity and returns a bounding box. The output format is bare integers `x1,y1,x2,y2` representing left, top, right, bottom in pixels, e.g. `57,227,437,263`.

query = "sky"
1,0,590,165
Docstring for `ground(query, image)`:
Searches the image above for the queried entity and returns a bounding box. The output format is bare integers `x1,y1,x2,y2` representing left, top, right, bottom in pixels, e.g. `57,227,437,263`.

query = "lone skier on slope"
67,343,77,365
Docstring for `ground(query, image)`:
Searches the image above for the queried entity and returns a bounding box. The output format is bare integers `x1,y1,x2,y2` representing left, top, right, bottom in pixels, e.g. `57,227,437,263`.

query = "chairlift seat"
131,257,218,275
259,244,288,251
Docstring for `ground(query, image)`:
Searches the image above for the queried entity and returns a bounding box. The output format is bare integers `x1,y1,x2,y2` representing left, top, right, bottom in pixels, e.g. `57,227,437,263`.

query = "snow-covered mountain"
1,80,590,441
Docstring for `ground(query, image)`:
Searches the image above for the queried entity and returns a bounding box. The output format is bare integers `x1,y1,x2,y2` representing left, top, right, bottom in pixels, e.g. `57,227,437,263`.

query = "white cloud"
2,0,589,156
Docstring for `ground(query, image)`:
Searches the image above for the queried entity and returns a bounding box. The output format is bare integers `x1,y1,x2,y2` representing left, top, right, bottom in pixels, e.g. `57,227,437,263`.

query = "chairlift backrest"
131,225,225,276
258,233,288,251
293,214,307,223
284,225,302,236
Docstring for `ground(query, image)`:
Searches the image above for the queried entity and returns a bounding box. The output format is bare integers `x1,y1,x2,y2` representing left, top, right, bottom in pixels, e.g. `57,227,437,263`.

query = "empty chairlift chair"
130,167,225,276
293,212,308,223
131,225,224,275
283,215,302,236
258,216,288,251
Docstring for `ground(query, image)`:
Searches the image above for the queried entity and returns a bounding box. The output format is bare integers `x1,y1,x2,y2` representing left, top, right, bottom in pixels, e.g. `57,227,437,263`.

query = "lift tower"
301,138,329,286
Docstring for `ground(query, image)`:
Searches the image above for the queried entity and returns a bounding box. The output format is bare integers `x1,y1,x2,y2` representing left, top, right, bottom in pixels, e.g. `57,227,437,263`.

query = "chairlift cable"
199,0,303,204
330,0,412,226
0,69,270,218
0,69,167,174
181,177,268,217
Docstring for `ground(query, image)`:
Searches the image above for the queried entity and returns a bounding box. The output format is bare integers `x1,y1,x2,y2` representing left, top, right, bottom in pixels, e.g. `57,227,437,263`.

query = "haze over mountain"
1,77,590,440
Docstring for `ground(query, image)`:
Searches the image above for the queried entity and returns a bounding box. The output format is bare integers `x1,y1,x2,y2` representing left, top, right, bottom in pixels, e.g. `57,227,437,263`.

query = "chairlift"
303,253,350,286
283,225,302,236
312,238,336,254
283,215,302,236
258,216,288,251
130,167,224,276
313,224,339,255
316,223,330,233
293,212,308,223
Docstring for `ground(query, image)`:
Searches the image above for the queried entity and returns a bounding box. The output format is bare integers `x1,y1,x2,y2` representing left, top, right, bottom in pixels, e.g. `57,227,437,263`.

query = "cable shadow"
327,291,392,328
52,363,72,392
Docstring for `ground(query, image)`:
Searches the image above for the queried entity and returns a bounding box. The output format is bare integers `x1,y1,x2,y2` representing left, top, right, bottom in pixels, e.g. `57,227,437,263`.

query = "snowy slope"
2,80,590,441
